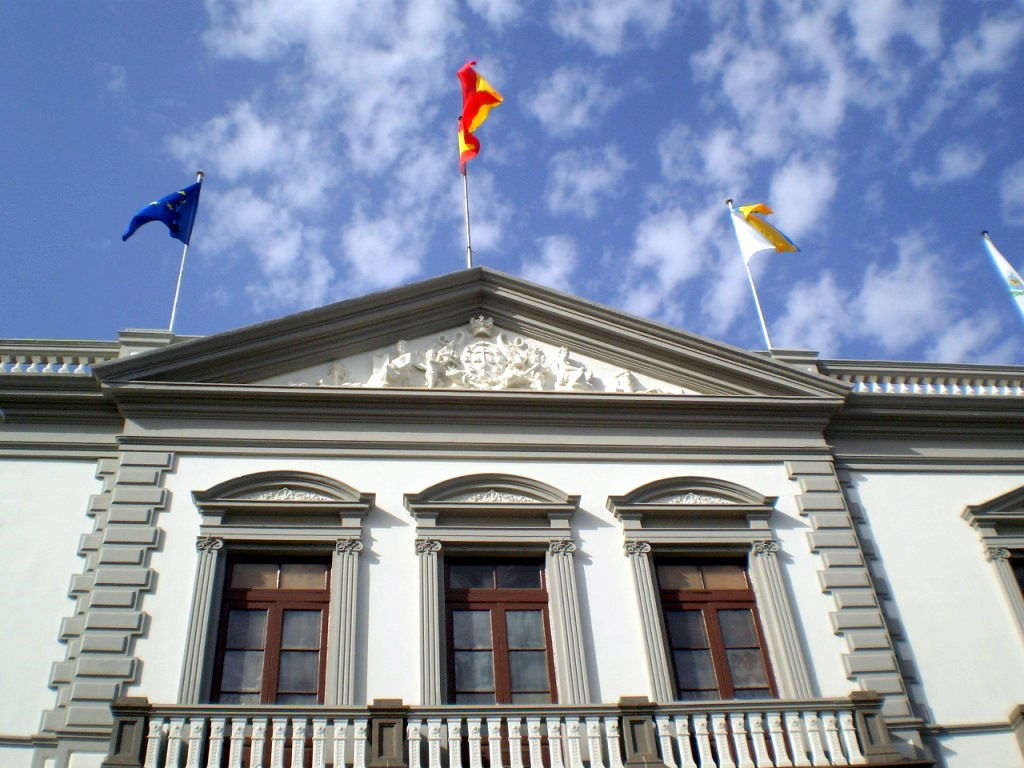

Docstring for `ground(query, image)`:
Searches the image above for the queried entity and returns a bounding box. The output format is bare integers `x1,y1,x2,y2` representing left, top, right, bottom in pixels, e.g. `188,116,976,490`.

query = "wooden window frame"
211,556,331,705
444,558,559,705
657,560,777,701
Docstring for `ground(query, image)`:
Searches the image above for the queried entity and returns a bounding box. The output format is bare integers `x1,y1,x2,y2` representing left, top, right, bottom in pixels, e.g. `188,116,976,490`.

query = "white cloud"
910,143,986,188
1000,159,1024,226
927,316,1012,364
341,207,427,291
853,233,956,354
99,63,126,95
949,11,1024,80
769,157,837,239
774,272,851,356
520,235,579,291
546,145,628,218
549,0,677,55
845,1,942,64
467,0,526,28
525,66,620,135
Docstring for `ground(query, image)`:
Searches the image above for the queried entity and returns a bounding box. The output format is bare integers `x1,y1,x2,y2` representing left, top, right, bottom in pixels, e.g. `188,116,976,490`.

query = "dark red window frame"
657,560,776,701
444,558,558,705
211,556,331,705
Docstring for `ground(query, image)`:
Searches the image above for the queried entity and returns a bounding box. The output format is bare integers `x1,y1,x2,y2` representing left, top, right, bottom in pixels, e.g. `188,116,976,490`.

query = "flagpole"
463,166,474,269
727,199,775,351
168,170,203,334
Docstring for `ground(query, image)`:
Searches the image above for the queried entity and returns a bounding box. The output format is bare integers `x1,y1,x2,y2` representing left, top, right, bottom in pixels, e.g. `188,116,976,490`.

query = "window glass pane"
231,563,278,589
280,563,327,589
455,693,496,704
673,649,717,690
225,610,267,649
734,688,771,700
453,611,493,649
496,562,541,589
278,650,319,692
449,564,494,589
726,649,769,688
506,610,545,648
282,610,322,650
719,609,758,647
221,650,264,692
701,565,748,590
657,564,703,590
665,611,708,648
454,650,495,691
218,693,261,705
509,650,549,691
511,692,552,704
276,693,318,705
678,689,720,701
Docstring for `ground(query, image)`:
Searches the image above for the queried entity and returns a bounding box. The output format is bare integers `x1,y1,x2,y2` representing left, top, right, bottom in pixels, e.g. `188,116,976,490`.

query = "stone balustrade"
103,694,908,768
819,362,1024,397
0,343,116,375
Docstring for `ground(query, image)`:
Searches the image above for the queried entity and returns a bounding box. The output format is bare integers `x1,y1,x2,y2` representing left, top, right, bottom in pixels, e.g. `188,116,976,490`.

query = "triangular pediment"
93,267,849,399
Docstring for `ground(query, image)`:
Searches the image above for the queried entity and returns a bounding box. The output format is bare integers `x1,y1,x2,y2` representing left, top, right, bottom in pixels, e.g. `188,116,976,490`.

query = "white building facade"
1,268,1023,768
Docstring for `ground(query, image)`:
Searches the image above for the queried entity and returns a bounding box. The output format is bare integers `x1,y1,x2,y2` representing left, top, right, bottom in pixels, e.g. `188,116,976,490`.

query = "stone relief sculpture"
290,316,674,394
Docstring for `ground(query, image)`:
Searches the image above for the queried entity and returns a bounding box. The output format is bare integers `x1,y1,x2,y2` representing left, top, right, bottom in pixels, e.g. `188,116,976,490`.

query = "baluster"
821,714,846,766
487,718,505,768
166,719,187,768
291,719,308,768
57,356,74,374
353,719,369,768
228,719,247,768
334,719,350,768
251,719,268,768
526,717,544,768
585,718,605,768
766,713,791,768
710,715,735,768
565,718,584,768
802,714,826,766
207,718,227,768
508,718,525,768
26,355,43,374
603,718,623,768
448,719,464,768
143,717,166,768
546,718,566,768
836,712,865,766
74,356,91,375
783,714,810,767
467,718,484,768
41,355,59,374
408,720,423,768
312,719,328,768
427,718,443,768
728,714,753,768
185,718,207,768
271,719,289,768
654,716,676,768
671,716,697,768
745,714,771,768
691,716,714,768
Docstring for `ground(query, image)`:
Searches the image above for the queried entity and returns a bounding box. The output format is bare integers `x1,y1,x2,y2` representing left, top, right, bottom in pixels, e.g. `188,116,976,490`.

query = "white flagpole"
463,166,474,269
727,199,774,350
168,170,204,334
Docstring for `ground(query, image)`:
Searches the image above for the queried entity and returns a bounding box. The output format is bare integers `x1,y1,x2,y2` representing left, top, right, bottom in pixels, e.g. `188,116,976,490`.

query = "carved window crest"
236,487,335,502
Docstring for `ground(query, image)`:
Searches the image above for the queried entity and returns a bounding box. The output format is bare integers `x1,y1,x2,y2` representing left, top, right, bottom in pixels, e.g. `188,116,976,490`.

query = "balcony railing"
102,694,912,768
0,342,117,376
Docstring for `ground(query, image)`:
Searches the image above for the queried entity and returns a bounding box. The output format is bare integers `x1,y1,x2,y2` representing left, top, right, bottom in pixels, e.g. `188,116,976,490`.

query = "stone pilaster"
546,539,590,704
415,539,442,705
623,541,674,703
330,536,364,705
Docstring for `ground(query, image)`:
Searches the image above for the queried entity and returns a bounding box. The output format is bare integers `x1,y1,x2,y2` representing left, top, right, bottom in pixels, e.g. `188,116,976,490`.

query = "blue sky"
4,1,1024,364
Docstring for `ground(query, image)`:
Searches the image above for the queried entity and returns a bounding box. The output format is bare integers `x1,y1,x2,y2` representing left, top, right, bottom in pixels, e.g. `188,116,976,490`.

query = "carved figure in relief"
418,333,463,388
317,362,348,387
499,336,546,389
553,346,595,391
368,340,417,387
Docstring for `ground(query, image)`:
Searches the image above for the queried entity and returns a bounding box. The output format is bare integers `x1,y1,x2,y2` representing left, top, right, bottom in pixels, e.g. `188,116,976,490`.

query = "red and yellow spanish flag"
457,61,503,174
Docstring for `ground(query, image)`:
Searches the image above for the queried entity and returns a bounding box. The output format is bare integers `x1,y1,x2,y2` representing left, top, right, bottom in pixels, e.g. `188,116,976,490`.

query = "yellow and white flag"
729,203,799,264
982,231,1024,320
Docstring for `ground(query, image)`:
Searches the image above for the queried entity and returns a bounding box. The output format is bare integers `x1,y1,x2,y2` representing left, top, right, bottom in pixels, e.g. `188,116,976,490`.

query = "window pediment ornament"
405,473,580,534
193,471,374,530
608,477,777,541
963,484,1024,548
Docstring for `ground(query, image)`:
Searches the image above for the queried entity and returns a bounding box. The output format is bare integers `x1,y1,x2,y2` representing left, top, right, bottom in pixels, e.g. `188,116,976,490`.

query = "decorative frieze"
335,537,364,554
195,536,224,553
549,539,577,555
236,487,334,502
446,490,537,503
282,316,676,394
623,541,652,556
415,539,442,555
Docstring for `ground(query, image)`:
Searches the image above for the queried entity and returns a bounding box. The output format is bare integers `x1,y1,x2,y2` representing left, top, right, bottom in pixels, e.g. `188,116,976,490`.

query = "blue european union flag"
122,181,202,245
